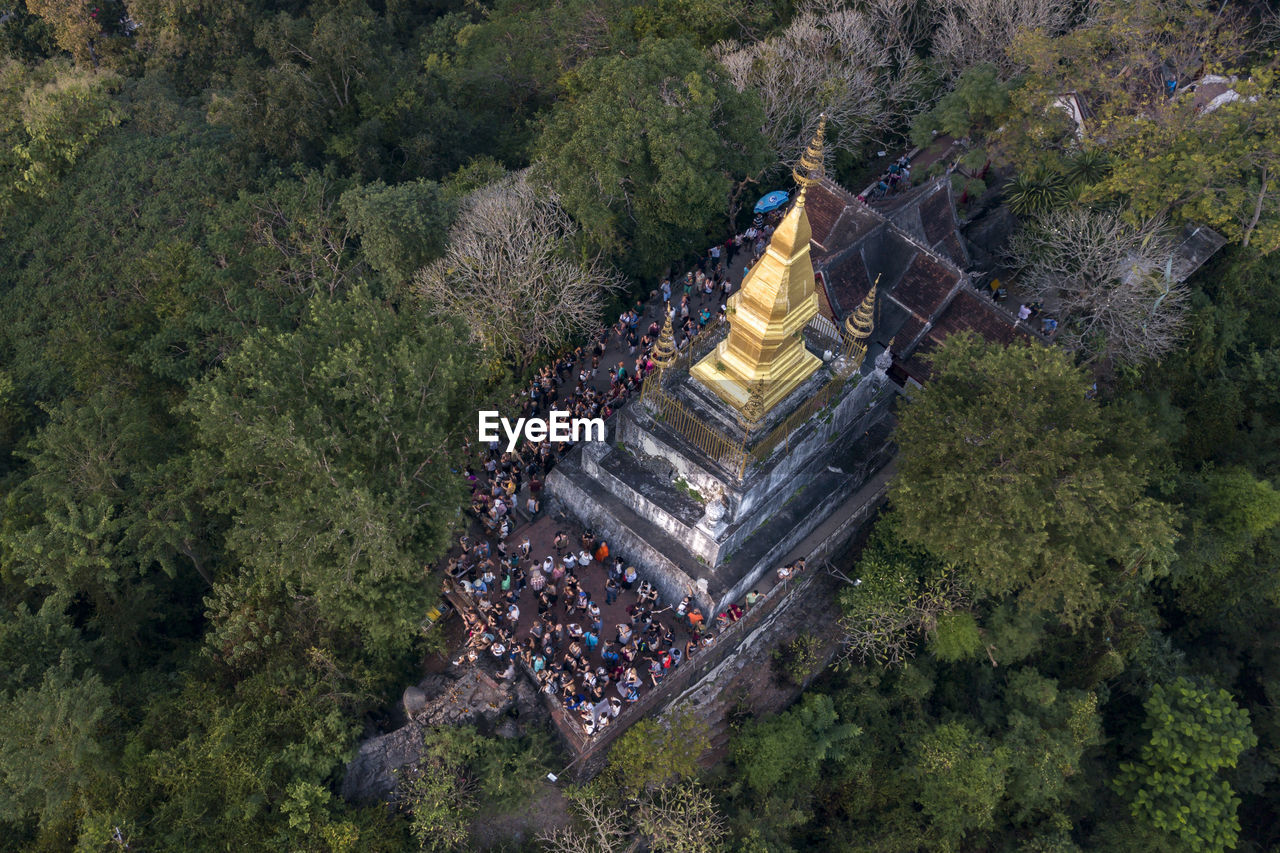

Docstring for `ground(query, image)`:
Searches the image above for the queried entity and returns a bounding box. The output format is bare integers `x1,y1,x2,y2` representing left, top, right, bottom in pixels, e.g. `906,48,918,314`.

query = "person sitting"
727,603,744,621
647,658,665,686
657,622,674,647
620,667,642,702
745,589,762,608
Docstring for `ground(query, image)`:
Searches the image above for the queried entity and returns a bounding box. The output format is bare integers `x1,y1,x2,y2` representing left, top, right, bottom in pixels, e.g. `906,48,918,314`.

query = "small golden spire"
844,274,880,342
651,313,678,369
792,113,827,191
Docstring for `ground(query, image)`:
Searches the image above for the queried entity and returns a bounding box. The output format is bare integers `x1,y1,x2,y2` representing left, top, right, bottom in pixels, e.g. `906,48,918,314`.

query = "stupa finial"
651,312,678,369
844,274,880,343
792,113,827,192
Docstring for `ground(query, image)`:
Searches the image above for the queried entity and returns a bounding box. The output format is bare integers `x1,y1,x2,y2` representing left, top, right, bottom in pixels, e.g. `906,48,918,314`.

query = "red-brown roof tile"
892,254,959,320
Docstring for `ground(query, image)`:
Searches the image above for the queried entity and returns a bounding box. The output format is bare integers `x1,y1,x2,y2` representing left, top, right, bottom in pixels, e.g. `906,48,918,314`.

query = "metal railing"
750,373,851,462
643,382,749,478
665,315,725,374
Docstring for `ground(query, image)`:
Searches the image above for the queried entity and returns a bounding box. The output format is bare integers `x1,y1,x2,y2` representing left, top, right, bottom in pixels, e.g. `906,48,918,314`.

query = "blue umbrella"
754,190,790,213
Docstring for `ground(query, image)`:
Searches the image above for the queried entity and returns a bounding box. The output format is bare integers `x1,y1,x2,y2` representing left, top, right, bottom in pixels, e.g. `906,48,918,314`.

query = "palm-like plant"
1004,166,1069,217
1063,148,1110,188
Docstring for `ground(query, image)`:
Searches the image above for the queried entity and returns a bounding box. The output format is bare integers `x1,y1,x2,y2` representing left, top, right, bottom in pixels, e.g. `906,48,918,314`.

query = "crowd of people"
448,514,810,736
858,155,914,201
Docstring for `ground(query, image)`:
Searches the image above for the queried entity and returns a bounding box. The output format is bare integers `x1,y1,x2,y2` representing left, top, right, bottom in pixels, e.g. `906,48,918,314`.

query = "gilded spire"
844,274,880,342
651,313,678,369
690,113,827,417
792,113,828,194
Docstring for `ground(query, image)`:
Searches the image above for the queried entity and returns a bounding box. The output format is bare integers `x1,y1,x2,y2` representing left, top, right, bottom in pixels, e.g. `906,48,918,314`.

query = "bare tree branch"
414,171,625,369
932,0,1073,79
838,566,969,667
714,1,928,194
1006,207,1188,366
537,788,631,853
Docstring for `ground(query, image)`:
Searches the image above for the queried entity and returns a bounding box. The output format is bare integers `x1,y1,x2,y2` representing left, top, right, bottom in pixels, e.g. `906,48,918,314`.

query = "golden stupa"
691,116,828,415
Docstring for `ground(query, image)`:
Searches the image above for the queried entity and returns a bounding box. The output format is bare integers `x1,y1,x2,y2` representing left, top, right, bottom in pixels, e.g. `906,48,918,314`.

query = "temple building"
547,118,897,615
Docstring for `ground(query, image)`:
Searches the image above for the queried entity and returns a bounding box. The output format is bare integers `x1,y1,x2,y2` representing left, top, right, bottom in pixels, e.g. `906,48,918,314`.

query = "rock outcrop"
341,665,541,803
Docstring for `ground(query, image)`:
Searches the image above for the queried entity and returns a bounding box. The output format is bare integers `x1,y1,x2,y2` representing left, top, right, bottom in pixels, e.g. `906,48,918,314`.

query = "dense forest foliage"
1,0,1279,850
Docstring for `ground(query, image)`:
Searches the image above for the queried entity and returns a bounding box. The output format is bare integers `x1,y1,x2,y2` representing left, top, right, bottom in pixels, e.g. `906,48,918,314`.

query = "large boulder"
341,665,526,802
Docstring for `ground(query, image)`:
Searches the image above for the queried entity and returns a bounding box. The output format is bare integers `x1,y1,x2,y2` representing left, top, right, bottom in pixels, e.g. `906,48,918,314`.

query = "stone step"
547,453,708,607
599,446,705,526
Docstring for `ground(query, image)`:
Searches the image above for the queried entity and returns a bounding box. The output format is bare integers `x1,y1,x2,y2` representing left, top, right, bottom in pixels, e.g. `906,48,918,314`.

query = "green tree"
1116,678,1257,852
911,63,1012,148
0,3,58,63
997,669,1102,825
126,0,264,93
909,720,1011,846
1087,77,1280,254
731,693,860,802
1171,466,1280,616
1,386,189,661
601,705,709,799
533,37,767,278
0,653,115,838
889,334,1178,626
929,611,982,662
183,286,486,668
0,58,121,220
340,178,455,287
25,0,100,65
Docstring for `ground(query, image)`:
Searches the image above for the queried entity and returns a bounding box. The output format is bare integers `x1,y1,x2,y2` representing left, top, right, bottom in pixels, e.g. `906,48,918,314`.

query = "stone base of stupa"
546,357,896,614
